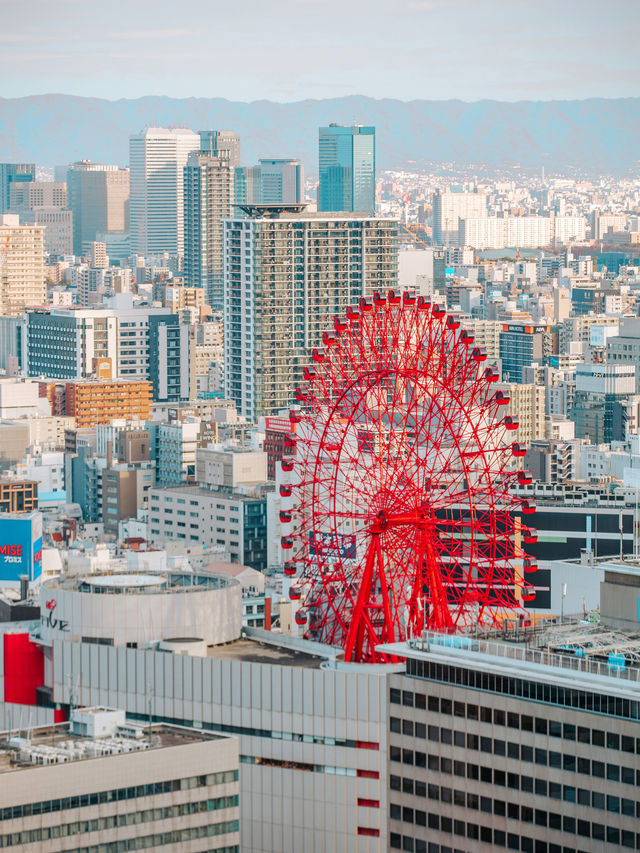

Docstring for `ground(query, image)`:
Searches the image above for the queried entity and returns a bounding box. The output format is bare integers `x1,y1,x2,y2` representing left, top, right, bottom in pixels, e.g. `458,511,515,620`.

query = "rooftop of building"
378,621,640,699
0,720,224,774
233,205,394,222
43,569,238,595
206,632,333,669
150,483,270,501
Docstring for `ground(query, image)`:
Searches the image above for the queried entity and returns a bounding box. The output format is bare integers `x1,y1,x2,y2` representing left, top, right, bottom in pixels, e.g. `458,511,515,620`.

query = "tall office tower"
9,181,72,256
0,163,35,213
129,127,200,258
199,129,241,167
0,214,45,315
318,124,375,214
259,158,304,204
9,182,67,209
183,151,234,309
66,161,129,255
432,189,487,246
224,210,398,421
234,165,262,206
19,209,73,256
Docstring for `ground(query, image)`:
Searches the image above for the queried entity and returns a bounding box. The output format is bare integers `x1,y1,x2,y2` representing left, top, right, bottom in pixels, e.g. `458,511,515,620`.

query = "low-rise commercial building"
0,713,239,853
383,634,640,853
0,477,38,513
148,484,268,569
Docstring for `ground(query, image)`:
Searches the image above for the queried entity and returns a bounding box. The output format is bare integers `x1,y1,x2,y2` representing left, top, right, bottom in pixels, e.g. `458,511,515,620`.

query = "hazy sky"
2,0,638,102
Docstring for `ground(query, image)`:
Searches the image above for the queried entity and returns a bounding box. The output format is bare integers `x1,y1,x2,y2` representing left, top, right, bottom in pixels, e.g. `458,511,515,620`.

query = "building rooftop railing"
406,629,640,685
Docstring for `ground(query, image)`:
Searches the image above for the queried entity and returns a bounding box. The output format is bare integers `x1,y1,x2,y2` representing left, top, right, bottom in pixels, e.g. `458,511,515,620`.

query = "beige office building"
0,713,240,852
0,214,46,315
67,161,129,255
19,208,73,256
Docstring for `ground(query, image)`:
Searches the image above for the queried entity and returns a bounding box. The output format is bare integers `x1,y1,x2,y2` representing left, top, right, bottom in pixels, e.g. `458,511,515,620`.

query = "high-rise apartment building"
259,158,304,204
66,161,129,255
183,151,234,308
318,124,375,214
199,129,241,167
224,211,398,421
432,190,487,246
0,214,46,315
129,127,200,257
0,163,35,213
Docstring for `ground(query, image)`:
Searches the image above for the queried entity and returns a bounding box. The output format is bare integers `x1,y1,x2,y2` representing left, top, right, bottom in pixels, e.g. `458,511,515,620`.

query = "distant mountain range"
0,94,638,173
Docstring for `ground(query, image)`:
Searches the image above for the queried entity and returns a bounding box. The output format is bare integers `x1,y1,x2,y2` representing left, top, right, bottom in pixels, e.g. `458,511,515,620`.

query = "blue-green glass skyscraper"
318,124,375,214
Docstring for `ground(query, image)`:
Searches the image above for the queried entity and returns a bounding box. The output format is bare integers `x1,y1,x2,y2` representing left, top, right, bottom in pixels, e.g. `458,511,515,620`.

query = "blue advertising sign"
0,513,42,582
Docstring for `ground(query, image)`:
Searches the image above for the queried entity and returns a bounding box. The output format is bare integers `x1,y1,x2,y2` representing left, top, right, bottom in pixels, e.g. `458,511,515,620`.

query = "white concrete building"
13,447,65,500
553,215,587,245
607,316,640,391
24,296,179,381
0,378,50,418
196,445,268,489
39,568,241,648
432,190,487,246
148,484,267,569
397,247,438,293
505,215,552,248
459,215,505,250
47,629,392,853
575,363,636,396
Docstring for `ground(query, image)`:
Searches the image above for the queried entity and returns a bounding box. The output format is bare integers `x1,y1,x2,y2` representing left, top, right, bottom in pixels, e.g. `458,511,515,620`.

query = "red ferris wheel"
280,290,538,663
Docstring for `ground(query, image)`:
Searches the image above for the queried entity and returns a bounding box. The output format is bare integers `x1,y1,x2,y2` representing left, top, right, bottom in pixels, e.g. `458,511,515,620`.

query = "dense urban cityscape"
1,1,640,851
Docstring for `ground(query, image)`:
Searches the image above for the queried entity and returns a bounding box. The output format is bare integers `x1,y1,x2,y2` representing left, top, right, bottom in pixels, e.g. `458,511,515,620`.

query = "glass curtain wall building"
318,125,375,214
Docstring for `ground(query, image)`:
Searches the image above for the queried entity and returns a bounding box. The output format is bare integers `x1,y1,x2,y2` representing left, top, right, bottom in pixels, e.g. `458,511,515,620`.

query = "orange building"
0,479,38,513
65,380,152,428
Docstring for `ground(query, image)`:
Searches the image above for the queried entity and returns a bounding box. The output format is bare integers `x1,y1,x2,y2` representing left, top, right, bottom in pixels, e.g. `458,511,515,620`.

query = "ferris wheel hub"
369,506,433,534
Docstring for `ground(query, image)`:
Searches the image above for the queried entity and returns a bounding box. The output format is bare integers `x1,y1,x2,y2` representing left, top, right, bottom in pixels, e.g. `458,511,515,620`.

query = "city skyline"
1,0,638,102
